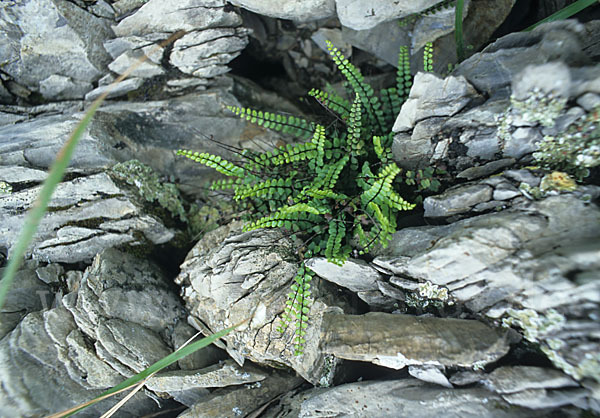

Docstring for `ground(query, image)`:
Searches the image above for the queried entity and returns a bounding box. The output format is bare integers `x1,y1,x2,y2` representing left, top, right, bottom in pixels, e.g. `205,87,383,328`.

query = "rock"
298,379,543,417
408,365,452,388
0,260,52,339
376,194,600,386
492,182,521,200
0,172,175,264
455,21,590,97
503,127,543,160
321,312,514,369
336,0,441,31
393,72,479,132
304,258,382,293
483,366,578,394
423,183,493,218
179,368,304,417
176,223,335,385
228,0,335,22
502,388,589,410
170,28,249,78
457,159,516,180
0,0,113,101
341,20,410,67
113,0,240,37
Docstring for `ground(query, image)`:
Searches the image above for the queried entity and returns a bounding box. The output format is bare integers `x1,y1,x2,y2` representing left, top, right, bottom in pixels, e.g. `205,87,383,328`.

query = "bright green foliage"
424,42,434,72
178,41,439,355
277,263,314,355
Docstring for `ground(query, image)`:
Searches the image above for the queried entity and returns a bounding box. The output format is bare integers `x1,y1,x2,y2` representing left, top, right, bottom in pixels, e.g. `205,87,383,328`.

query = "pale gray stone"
502,388,589,409
304,257,382,293
113,0,241,37
108,50,165,78
228,0,335,22
493,182,521,200
512,62,572,101
503,127,543,159
176,223,336,385
576,92,600,111
484,366,578,394
393,73,479,132
84,77,144,101
180,369,304,418
145,360,267,392
455,21,589,97
0,0,112,100
321,312,513,369
457,159,516,180
341,20,410,67
335,0,441,31
423,184,493,218
298,379,539,417
408,365,452,388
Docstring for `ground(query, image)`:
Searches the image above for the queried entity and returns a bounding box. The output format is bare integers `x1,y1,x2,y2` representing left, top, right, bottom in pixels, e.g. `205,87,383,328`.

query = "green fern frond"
397,45,412,100
325,40,386,135
424,42,434,72
176,150,245,177
227,106,314,139
234,177,294,200
210,178,241,191
308,88,351,120
271,142,318,165
277,263,314,355
347,96,365,157
325,219,348,265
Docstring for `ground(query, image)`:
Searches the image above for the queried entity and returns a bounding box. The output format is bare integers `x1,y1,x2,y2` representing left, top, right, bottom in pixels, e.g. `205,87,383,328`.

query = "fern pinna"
177,42,439,355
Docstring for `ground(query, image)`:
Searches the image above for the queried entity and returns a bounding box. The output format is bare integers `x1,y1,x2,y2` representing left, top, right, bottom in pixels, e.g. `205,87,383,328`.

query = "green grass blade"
52,322,242,417
0,31,185,310
525,0,598,31
455,0,465,62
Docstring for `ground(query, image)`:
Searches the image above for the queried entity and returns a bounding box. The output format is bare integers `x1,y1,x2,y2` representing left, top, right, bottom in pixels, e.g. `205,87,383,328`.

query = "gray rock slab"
84,77,144,101
113,0,241,37
484,366,578,394
228,0,335,22
146,359,267,392
321,312,513,369
336,0,441,31
304,257,382,293
0,173,174,263
408,365,452,388
0,0,113,100
423,183,493,218
298,379,541,418
502,388,589,410
393,72,479,132
179,369,304,418
176,223,335,385
455,21,589,97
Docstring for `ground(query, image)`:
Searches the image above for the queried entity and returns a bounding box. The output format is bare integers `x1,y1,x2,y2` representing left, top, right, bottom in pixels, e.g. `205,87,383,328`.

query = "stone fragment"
457,159,516,180
503,127,543,159
393,73,479,132
298,379,538,417
180,369,304,418
502,388,589,409
0,0,112,100
336,0,441,31
484,366,578,394
423,184,493,218
321,312,513,369
176,224,336,384
408,365,453,388
84,78,144,101
305,258,382,293
228,0,335,22
113,0,241,37
493,182,521,200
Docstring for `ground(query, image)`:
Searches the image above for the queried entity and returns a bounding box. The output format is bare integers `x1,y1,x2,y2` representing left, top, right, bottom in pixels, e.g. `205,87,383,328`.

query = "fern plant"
177,41,440,355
